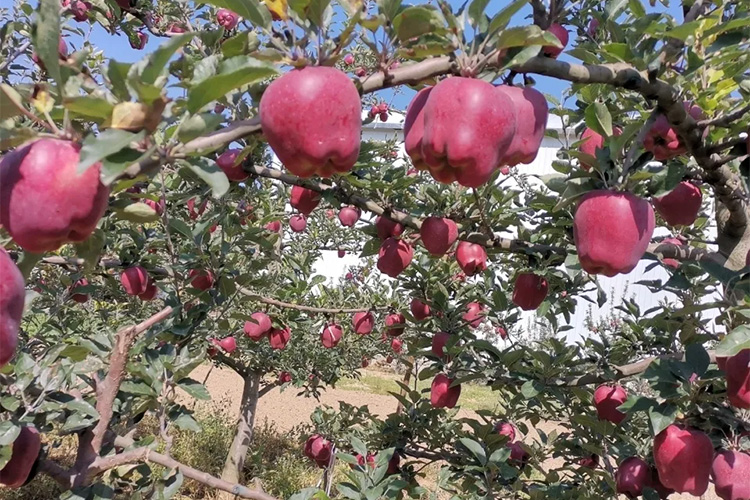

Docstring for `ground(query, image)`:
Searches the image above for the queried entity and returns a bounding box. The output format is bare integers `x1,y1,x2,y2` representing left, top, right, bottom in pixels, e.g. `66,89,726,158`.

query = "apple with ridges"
216,149,248,182
593,384,628,424
455,241,487,276
573,190,655,276
304,434,332,468
385,313,405,337
130,31,148,50
0,139,109,253
189,269,214,291
265,220,281,232
725,348,750,409
338,206,360,227
653,424,713,495
496,85,548,166
644,103,704,161
70,278,90,303
278,372,292,384
615,457,651,498
421,217,458,256
512,273,548,311
121,266,150,296
495,422,515,441
508,441,529,467
216,8,238,30
352,311,374,335
403,86,433,172
543,23,569,58
462,302,484,328
375,216,403,240
260,67,361,178
0,249,24,369
138,279,157,301
269,327,291,350
430,373,461,408
390,337,403,354
377,238,413,277
660,237,683,269
431,332,451,360
652,181,702,227
711,449,750,500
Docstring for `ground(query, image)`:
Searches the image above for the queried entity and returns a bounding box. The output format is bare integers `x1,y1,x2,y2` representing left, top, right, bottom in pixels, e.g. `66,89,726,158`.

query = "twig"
698,104,750,128
238,287,382,313
0,41,31,73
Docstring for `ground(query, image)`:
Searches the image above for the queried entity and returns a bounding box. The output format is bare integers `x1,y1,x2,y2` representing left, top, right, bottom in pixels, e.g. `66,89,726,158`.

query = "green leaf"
168,219,194,240
222,31,260,58
488,0,526,35
648,403,677,436
34,0,63,91
117,202,160,223
177,113,224,143
584,102,613,137
377,0,402,21
716,325,750,357
684,343,710,377
100,146,157,186
63,96,114,120
467,0,490,28
177,378,211,400
183,158,230,199
392,6,446,42
0,422,20,446
350,436,367,457
172,412,202,432
78,129,146,174
458,438,487,465
200,0,271,29
503,45,543,70
187,57,277,113
628,0,646,18
0,84,24,120
120,381,156,396
498,25,556,49
107,60,132,101
136,33,196,86
520,380,542,398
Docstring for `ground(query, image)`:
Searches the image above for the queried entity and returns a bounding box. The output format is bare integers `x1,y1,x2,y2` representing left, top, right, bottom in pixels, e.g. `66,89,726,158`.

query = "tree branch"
238,286,383,313
699,103,750,128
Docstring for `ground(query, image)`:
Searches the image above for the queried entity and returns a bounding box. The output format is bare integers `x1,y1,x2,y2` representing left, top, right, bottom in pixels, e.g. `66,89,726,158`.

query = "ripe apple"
717,356,728,371
352,453,376,469
338,206,361,227
352,311,374,335
0,426,41,488
279,371,292,384
587,18,600,37
321,323,343,348
385,313,405,336
377,238,413,278
462,302,484,328
386,453,400,474
496,85,548,166
216,149,248,182
652,181,702,227
418,78,516,187
216,8,238,30
653,424,713,495
138,280,157,301
496,326,508,340
455,241,487,276
265,220,282,232
343,53,354,65
289,214,307,232
0,139,109,253
244,312,272,341
304,434,332,468
508,441,530,467
430,373,461,408
421,217,458,255
711,449,750,500
32,38,69,70
615,457,651,498
725,349,750,409
660,237,683,269
431,331,451,360
375,216,404,240
512,273,548,311
543,23,569,58
289,185,321,215
410,298,431,320
260,67,361,178
355,67,366,77
579,454,599,469
644,103,704,160
593,384,628,424
217,337,237,353
573,190,655,276
0,249,24,368
120,266,150,296
578,127,623,170
188,269,214,291
495,422,516,441
69,0,91,21
130,31,148,50
269,327,291,350
143,198,165,216
390,337,403,354
404,87,433,172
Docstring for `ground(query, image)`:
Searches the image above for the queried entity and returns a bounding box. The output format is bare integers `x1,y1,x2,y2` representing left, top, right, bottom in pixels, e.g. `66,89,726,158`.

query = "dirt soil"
194,364,718,500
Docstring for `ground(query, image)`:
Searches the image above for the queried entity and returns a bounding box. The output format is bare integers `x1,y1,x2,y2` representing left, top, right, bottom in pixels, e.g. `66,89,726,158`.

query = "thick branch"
699,103,750,128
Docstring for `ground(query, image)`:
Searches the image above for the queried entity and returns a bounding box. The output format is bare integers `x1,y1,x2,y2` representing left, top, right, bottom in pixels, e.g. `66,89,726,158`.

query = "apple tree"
2,0,750,499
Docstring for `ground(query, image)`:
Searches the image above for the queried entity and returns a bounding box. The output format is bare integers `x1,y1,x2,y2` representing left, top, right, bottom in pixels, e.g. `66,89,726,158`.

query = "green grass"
337,370,500,412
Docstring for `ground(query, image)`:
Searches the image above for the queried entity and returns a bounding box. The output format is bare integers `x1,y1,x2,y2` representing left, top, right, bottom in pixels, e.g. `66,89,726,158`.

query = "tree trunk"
218,370,261,499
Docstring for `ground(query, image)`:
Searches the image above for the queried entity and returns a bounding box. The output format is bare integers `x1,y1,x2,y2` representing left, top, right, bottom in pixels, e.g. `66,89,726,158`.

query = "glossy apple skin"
725,349,750,409
495,422,516,441
615,457,651,498
420,77,516,187
512,273,548,311
289,186,321,215
404,87,433,172
653,424,713,496
244,312,272,341
496,86,548,166
410,298,431,320
573,190,655,277
260,67,361,178
320,323,343,348
652,181,702,227
431,332,451,359
430,373,461,408
462,302,484,328
421,217,458,255
455,241,487,276
338,206,360,227
216,8,238,30
0,426,41,488
385,313,405,337
593,384,628,424
121,266,149,296
375,216,403,240
0,139,109,253
543,23,569,58
578,127,622,170
138,280,157,301
0,249,24,368
216,149,248,182
269,327,291,350
644,103,704,160
711,450,750,500
377,238,413,278
352,311,374,335
218,337,236,353
188,269,214,291
304,434,332,468
289,214,306,232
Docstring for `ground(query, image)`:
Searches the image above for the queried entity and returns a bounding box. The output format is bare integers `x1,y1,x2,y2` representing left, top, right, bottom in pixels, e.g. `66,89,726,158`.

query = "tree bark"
219,370,262,499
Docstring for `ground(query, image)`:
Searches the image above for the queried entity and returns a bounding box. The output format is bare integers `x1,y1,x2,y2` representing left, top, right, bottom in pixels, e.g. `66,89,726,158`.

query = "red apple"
495,422,516,441
260,67,361,178
462,302,484,328
265,220,282,232
652,181,702,227
508,441,529,467
455,241,488,276
660,237,683,269
578,127,623,170
377,238,413,278
0,249,24,368
496,85,548,166
130,31,148,50
188,269,214,291
653,424,713,495
587,18,600,37
0,426,41,488
269,327,291,350
711,449,750,500
543,23,569,58
725,349,750,409
355,67,366,77
421,217,458,256
573,190,655,276
0,139,109,253
496,326,508,340
217,336,236,353
338,206,360,227
375,216,404,240
403,87,433,172
431,331,451,360
138,279,157,301
386,453,400,474
579,454,599,469
717,356,728,371
32,38,69,70
343,53,354,65
70,278,90,303
279,371,292,384
337,249,345,258
289,214,307,232
120,266,149,296
410,298,431,320
216,149,248,182
512,273,548,311
651,466,675,499
430,373,461,408
187,197,208,220
69,0,91,21
593,384,628,424
385,313,405,336
216,8,238,29
352,311,374,335
321,323,343,348
289,186,321,215
644,103,704,161
390,337,403,354
304,434,332,468
615,457,651,498
143,198,165,216
244,312,272,341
